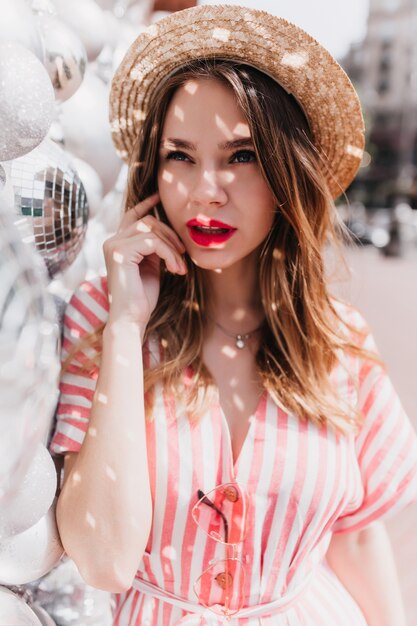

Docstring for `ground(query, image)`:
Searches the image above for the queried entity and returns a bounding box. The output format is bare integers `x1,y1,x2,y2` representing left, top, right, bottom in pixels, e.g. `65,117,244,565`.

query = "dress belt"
131,569,315,625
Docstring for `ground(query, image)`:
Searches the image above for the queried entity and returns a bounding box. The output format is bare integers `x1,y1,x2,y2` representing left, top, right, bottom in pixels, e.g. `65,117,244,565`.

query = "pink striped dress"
49,275,417,626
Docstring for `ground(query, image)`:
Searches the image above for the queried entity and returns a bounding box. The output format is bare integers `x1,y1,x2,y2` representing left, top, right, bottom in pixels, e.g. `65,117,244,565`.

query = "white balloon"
59,70,123,193
30,604,57,626
0,0,43,60
55,0,108,61
0,209,60,503
71,157,104,218
0,444,57,538
0,42,55,161
37,15,87,102
0,500,64,585
0,587,42,626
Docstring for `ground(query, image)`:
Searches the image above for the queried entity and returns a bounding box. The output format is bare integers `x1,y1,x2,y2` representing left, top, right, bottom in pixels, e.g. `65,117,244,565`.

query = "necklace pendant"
235,335,246,349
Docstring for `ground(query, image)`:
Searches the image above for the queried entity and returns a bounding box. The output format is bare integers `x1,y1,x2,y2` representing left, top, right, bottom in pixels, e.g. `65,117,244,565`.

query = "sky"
199,0,371,59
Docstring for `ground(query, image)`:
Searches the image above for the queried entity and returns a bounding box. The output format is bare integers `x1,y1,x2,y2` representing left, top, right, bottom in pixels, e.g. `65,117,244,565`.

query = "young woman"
50,6,417,626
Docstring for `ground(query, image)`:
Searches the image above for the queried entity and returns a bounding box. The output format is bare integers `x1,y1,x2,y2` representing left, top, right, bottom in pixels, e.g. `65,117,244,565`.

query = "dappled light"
105,465,117,482
71,471,81,485
215,113,235,140
281,51,309,68
162,545,177,560
85,512,96,529
221,345,237,359
161,169,173,183
233,122,251,137
174,104,184,122
184,80,199,95
232,393,244,411
112,251,124,264
115,353,130,367
97,392,108,405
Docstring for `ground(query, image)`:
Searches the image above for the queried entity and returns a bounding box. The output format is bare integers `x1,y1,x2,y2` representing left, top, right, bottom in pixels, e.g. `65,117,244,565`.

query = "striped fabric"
49,276,417,626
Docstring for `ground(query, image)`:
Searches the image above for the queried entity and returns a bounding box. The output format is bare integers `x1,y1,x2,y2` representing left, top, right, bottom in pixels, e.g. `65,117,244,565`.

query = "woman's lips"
186,218,237,247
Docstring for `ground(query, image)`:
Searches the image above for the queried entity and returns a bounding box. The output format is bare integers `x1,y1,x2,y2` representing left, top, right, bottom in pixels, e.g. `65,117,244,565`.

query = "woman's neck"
204,252,264,331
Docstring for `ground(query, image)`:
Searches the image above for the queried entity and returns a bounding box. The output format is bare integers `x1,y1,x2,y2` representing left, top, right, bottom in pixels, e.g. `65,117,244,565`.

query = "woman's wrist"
104,316,147,344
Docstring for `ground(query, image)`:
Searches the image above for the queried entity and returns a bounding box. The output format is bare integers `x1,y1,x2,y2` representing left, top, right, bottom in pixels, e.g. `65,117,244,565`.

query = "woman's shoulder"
63,274,109,334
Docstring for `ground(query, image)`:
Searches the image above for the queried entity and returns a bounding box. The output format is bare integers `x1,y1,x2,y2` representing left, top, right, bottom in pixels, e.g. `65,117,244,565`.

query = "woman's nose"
189,168,229,206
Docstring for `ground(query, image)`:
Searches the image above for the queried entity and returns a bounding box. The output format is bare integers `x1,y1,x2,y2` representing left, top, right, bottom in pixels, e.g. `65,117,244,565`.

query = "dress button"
215,571,233,589
224,486,239,502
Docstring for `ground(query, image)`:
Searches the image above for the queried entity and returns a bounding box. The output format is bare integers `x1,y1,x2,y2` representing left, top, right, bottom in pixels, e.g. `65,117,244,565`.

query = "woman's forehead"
163,78,250,140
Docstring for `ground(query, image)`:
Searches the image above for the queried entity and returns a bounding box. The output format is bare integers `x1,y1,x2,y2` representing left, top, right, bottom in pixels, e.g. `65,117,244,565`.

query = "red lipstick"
186,218,237,247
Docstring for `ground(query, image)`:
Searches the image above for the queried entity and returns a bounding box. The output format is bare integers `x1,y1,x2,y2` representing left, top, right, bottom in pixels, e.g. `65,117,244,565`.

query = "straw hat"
109,4,365,199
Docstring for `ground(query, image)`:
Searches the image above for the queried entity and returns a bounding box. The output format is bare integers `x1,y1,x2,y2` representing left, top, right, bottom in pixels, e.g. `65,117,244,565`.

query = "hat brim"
109,4,365,199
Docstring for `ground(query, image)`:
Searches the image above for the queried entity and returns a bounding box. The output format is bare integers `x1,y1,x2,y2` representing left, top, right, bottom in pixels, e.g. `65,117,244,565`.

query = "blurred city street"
331,243,417,625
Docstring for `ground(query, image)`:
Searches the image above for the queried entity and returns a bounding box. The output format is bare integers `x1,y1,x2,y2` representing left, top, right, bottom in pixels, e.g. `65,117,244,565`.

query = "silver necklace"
213,319,263,349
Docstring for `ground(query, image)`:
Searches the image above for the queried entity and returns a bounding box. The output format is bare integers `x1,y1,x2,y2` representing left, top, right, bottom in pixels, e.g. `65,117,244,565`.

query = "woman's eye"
166,150,190,162
231,150,256,164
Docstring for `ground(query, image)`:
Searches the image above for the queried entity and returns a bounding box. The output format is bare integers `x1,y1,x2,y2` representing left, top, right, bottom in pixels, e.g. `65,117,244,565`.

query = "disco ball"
8,139,89,278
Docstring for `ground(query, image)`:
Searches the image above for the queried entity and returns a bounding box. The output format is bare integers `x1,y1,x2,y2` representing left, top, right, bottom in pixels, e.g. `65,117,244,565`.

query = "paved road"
330,243,417,624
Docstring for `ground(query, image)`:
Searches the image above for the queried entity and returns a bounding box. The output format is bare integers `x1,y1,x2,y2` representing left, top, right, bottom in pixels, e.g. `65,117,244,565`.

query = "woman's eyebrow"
160,137,254,150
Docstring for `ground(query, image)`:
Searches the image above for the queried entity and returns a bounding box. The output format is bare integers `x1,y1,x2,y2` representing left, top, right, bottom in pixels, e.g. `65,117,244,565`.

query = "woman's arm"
326,521,407,626
56,321,153,593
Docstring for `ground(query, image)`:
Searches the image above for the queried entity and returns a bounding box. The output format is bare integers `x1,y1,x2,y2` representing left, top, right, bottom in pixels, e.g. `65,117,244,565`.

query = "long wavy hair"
63,59,381,434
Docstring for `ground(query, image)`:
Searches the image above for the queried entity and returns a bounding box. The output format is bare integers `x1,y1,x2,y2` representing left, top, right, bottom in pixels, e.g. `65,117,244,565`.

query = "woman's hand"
102,192,187,329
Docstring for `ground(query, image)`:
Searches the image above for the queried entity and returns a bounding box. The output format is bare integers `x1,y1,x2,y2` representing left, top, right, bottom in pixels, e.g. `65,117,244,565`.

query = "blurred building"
342,0,417,208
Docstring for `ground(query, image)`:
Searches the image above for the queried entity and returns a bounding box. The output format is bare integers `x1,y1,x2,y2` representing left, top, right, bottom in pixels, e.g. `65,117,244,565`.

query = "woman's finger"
117,192,160,232
111,233,186,274
121,215,186,254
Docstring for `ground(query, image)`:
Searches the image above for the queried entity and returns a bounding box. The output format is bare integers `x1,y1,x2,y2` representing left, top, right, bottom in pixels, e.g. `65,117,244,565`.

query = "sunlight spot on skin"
116,353,130,367
112,251,124,264
233,122,250,136
221,170,235,183
162,545,177,560
229,377,238,388
71,471,81,484
215,114,234,140
174,104,184,122
87,427,97,437
144,237,154,248
86,512,96,529
233,308,246,322
162,169,173,183
69,328,81,339
213,268,223,273
176,181,187,195
195,212,211,225
233,393,245,411
105,465,117,482
124,429,139,443
184,80,198,95
97,392,108,404
137,221,152,233
272,248,284,260
221,345,237,359
108,292,113,304
129,515,140,530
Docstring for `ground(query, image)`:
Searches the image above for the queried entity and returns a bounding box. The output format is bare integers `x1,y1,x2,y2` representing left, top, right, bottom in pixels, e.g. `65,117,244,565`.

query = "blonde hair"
63,60,381,434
